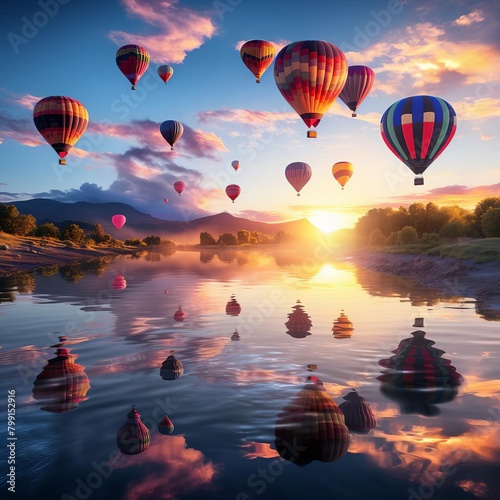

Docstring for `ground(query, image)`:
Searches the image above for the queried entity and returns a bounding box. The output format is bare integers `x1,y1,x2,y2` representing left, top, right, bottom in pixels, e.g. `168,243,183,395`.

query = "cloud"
451,97,500,120
453,10,485,26
13,93,42,109
198,108,298,127
0,114,44,147
235,210,285,222
108,0,217,63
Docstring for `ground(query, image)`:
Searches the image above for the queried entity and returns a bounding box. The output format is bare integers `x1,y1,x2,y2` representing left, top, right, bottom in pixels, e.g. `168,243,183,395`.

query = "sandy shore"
352,251,500,320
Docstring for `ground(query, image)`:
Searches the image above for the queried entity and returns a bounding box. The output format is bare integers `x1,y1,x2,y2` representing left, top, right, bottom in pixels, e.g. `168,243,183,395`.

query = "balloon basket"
352,112,357,117
414,177,424,186
307,130,317,138
59,159,67,165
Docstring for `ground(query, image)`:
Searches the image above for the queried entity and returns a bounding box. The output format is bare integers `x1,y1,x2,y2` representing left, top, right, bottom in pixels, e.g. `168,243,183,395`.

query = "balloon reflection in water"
285,300,312,338
174,305,185,322
378,321,463,416
225,295,241,316
112,273,127,290
338,390,376,434
116,405,151,455
160,351,184,380
32,341,90,413
332,310,354,339
231,329,240,341
158,414,175,435
275,376,349,465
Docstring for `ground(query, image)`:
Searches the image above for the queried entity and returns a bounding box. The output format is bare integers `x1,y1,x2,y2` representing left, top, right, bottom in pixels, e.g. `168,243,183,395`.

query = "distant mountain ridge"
8,199,322,243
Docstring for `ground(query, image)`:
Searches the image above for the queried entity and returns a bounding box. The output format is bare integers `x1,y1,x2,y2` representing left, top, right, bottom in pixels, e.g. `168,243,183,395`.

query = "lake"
1,247,499,500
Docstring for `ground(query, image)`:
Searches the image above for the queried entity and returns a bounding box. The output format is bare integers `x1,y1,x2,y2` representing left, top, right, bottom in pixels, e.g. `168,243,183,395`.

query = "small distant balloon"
174,305,185,322
338,65,375,117
160,120,184,150
332,162,354,190
174,181,185,196
111,214,126,230
157,65,174,84
225,184,241,203
158,414,174,435
112,273,127,290
163,198,168,203
240,40,275,83
231,160,240,172
115,44,150,90
285,162,312,196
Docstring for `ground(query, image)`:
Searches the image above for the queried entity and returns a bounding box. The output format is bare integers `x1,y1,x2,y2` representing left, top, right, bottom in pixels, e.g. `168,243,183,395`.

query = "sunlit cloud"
236,210,285,223
241,441,279,460
453,10,485,26
451,97,500,120
0,115,44,147
197,108,298,129
108,0,217,62
12,93,42,109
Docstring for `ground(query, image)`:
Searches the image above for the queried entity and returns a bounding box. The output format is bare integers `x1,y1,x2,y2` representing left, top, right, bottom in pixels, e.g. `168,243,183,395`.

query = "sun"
307,211,353,234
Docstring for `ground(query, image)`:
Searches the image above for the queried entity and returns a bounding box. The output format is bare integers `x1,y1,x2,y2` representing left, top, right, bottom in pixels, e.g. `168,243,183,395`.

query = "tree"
217,233,237,246
62,224,85,244
143,235,161,246
481,208,500,237
439,220,467,239
237,230,251,245
200,232,216,245
9,214,37,236
93,223,106,243
474,197,500,236
368,228,386,246
0,204,19,233
397,226,419,245
35,223,60,239
274,231,292,244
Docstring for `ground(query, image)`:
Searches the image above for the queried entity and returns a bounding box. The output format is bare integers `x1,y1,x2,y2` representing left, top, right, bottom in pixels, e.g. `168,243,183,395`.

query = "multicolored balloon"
226,184,241,203
157,64,174,84
116,405,151,455
240,40,275,83
274,40,348,136
285,162,312,196
332,162,354,190
380,95,457,185
231,160,240,172
115,44,150,90
338,65,375,117
33,96,89,165
160,120,184,150
111,214,126,230
174,181,185,196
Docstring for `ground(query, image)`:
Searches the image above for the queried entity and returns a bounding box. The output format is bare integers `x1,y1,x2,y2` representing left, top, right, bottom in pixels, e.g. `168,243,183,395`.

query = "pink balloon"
111,214,126,230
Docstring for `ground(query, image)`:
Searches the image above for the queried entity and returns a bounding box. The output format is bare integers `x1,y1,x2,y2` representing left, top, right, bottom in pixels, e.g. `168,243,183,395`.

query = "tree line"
355,197,500,246
200,229,293,246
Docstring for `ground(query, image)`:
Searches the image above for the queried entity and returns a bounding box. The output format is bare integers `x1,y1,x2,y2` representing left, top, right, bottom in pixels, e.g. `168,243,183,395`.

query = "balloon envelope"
231,160,240,171
160,120,184,150
225,184,241,203
174,181,185,195
33,96,89,165
274,40,347,133
115,44,150,90
380,95,457,184
240,40,275,83
111,214,126,230
157,64,174,84
285,162,312,196
339,65,375,117
332,162,354,190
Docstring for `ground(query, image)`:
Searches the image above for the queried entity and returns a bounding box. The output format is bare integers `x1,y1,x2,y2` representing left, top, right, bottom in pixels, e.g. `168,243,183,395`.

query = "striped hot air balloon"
339,65,375,117
160,120,184,150
332,310,354,339
332,162,354,190
338,390,376,434
226,295,241,316
116,44,150,90
380,95,457,185
285,300,312,339
274,40,348,137
33,96,89,165
116,405,151,455
240,40,275,83
157,64,174,84
275,376,349,465
160,351,185,381
285,162,312,196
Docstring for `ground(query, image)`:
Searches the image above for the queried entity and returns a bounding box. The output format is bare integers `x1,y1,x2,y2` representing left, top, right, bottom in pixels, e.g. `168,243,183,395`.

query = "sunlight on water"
1,248,499,500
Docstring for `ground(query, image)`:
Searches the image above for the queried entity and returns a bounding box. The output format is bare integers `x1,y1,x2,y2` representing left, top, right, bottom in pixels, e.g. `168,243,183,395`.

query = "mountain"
9,199,323,243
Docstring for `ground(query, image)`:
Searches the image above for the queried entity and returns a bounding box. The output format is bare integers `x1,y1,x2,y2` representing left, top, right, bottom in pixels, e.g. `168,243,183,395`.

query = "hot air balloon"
163,198,168,203
111,214,126,230
338,65,375,117
285,300,312,338
285,162,312,196
174,305,185,322
332,162,353,190
158,414,175,435
231,160,240,172
32,347,90,413
33,96,89,165
380,95,457,185
157,64,174,84
116,405,151,455
112,273,127,290
160,120,184,150
116,44,150,90
226,184,241,203
378,322,463,416
173,181,185,196
274,40,348,137
275,376,349,465
240,39,275,83
338,390,376,434
231,329,241,341
160,351,184,380
332,310,354,339
225,295,241,316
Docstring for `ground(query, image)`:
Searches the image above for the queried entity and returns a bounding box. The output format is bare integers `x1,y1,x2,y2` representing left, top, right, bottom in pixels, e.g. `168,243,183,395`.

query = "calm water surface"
1,248,499,500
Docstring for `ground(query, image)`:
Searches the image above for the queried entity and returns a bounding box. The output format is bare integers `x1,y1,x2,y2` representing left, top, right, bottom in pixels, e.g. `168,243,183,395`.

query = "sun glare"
308,211,353,234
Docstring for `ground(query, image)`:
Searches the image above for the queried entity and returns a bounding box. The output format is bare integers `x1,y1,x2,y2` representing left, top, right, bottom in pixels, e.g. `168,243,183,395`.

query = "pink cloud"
108,0,216,62
0,115,44,147
451,97,500,120
13,93,42,109
453,10,485,26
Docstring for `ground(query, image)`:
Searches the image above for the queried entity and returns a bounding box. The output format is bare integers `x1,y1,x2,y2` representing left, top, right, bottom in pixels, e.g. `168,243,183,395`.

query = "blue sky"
1,0,499,232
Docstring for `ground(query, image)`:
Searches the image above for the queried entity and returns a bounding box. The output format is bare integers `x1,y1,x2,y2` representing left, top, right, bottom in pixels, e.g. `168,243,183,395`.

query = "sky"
0,0,499,233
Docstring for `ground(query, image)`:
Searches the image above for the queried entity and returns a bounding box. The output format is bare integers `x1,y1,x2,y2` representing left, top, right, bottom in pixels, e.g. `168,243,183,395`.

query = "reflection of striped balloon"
275,376,349,465
285,162,312,196
274,40,348,131
332,162,354,190
332,310,354,338
240,40,275,83
339,390,376,434
116,44,150,89
339,65,375,117
116,405,151,455
33,96,89,165
285,300,312,338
